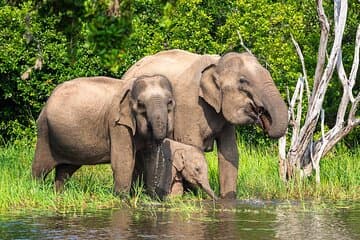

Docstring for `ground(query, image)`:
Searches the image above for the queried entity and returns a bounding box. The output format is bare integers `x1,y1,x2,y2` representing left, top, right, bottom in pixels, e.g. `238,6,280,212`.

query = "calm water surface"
0,200,359,240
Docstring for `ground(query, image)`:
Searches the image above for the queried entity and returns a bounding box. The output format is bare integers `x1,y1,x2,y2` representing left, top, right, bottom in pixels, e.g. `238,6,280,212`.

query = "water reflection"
0,201,359,239
274,202,360,240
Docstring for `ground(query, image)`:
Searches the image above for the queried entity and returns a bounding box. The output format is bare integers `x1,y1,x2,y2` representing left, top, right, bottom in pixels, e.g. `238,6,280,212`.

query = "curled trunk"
258,85,288,138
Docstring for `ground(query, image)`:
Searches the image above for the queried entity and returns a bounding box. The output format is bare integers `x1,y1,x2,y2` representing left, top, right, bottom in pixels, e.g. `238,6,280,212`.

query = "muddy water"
1,200,359,240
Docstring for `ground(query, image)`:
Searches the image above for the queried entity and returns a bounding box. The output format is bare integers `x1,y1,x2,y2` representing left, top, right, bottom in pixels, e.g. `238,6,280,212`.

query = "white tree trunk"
279,0,359,182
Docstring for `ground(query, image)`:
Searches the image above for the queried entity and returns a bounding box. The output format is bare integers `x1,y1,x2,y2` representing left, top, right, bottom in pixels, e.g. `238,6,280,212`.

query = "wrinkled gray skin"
133,139,217,200
32,75,175,194
163,139,217,200
123,49,288,199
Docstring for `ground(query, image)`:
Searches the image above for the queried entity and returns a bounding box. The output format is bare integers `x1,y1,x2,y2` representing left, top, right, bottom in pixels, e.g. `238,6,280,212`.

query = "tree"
279,0,359,182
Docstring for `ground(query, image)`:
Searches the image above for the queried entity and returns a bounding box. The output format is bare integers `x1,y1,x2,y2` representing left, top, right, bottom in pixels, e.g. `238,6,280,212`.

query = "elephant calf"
32,75,175,194
135,138,216,199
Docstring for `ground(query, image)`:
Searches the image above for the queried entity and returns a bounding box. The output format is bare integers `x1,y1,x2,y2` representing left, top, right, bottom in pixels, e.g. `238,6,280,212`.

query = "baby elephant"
32,75,175,194
161,139,217,199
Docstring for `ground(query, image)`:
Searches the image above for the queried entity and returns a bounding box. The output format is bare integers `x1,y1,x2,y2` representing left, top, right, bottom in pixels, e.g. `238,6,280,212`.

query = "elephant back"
122,49,220,108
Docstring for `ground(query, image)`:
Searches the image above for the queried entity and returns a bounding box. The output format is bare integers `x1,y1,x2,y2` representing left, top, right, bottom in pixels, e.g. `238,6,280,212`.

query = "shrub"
0,0,358,147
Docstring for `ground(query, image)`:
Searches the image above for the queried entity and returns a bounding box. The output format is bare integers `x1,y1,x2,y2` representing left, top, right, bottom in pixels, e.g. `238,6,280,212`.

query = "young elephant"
32,75,175,194
135,138,217,199
163,139,217,200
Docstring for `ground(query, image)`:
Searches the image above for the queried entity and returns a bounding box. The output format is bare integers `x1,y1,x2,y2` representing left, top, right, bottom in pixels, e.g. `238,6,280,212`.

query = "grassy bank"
0,138,359,213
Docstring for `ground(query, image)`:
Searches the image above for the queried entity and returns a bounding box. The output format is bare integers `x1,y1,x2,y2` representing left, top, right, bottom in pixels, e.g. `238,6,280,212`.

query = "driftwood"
279,0,359,182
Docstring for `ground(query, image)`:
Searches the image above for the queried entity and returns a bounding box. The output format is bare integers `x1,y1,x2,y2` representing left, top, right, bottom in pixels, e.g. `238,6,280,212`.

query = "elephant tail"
32,107,56,180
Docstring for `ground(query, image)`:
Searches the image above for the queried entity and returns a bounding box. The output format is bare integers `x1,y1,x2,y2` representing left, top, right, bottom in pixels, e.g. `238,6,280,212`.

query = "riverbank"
0,138,359,213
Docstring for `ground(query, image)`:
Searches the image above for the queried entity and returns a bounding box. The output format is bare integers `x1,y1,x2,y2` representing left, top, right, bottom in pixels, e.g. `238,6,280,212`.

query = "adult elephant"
123,49,288,199
32,75,175,194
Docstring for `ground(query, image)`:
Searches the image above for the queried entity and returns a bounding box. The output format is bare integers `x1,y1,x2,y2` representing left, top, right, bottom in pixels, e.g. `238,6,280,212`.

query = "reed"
0,138,359,213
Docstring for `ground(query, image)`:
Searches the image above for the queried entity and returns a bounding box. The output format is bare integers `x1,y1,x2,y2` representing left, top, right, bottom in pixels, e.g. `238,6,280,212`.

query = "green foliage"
0,1,107,140
0,0,359,145
218,1,311,90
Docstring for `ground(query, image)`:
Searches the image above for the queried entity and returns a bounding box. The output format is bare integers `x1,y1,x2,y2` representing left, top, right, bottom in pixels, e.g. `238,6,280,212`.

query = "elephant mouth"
259,113,272,132
251,105,272,132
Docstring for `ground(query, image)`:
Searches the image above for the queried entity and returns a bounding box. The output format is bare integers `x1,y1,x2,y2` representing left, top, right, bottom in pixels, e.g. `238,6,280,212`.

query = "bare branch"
278,0,358,183
320,109,325,143
348,96,360,126
334,0,351,126
291,34,310,101
284,0,349,178
289,79,301,121
312,0,330,102
286,87,291,109
335,59,350,125
295,77,304,137
302,0,347,129
237,30,253,56
289,77,304,147
278,136,287,182
349,24,360,103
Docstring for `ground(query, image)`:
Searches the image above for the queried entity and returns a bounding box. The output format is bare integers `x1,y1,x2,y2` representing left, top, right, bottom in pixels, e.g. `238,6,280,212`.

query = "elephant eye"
137,101,146,113
195,167,201,172
167,99,174,110
239,78,249,85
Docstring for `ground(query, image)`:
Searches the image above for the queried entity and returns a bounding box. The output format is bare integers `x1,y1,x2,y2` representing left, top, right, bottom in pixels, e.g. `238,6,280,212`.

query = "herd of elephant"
31,49,288,200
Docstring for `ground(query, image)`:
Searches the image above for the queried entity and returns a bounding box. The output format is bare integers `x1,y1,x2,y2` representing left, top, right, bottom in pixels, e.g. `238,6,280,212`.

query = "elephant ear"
114,85,136,135
199,64,222,113
172,149,185,172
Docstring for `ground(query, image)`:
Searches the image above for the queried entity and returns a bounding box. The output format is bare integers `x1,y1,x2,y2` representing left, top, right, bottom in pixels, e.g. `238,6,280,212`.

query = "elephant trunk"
147,97,168,142
200,181,218,200
154,143,174,200
145,144,171,200
257,82,288,138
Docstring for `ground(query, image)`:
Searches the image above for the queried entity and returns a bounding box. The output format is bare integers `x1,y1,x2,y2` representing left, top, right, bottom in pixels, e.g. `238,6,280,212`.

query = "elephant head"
117,75,175,199
141,139,217,200
199,52,288,138
118,74,175,143
157,138,217,199
172,145,217,200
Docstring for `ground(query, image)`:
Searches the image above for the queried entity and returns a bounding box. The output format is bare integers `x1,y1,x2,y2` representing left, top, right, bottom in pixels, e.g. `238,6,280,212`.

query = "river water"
0,200,359,239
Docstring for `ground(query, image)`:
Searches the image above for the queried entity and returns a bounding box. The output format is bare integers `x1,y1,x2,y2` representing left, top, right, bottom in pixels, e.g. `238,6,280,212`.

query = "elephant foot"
114,190,130,200
170,180,184,196
221,191,236,199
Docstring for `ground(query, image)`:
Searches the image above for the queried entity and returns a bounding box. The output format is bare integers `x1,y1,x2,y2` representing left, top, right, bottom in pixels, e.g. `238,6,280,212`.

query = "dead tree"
279,0,359,183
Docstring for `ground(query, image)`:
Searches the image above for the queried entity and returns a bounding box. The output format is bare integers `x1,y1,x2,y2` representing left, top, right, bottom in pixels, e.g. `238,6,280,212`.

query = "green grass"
206,140,360,201
0,138,359,213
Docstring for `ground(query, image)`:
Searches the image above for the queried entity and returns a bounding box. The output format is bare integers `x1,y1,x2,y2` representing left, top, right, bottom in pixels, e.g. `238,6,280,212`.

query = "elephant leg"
55,164,81,192
32,116,57,181
132,150,145,184
217,124,239,199
110,125,135,196
170,175,184,196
